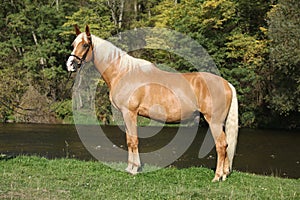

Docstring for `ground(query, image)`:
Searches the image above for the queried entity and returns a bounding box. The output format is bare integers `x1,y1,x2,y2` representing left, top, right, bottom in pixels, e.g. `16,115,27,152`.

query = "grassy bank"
0,156,299,199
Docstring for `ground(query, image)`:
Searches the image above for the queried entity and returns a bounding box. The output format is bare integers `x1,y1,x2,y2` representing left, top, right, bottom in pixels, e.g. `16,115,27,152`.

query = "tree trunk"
133,0,138,21
32,31,45,66
107,0,118,26
118,0,124,29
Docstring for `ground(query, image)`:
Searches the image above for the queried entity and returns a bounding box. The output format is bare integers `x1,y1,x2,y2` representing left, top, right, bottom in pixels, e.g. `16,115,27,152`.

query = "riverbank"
0,156,299,199
1,123,300,178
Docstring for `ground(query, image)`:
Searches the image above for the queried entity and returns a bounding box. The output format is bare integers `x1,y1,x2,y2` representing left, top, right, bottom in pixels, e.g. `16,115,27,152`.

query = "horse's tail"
225,83,239,171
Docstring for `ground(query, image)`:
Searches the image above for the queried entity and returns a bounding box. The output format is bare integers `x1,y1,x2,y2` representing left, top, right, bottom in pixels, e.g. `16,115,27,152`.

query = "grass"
0,156,299,200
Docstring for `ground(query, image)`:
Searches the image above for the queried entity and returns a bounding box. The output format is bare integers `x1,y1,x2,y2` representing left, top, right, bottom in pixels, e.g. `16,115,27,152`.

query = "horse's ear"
85,25,91,37
74,24,81,36
85,25,92,43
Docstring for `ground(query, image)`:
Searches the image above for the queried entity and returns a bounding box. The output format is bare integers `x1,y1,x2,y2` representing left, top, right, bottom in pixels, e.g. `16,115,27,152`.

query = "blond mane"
87,34,153,72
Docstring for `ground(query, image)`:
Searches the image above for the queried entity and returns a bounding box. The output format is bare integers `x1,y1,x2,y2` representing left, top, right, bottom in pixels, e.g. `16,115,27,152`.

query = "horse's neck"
92,37,132,89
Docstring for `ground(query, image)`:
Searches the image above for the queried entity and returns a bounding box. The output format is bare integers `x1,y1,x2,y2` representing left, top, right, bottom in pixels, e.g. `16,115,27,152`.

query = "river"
0,123,299,178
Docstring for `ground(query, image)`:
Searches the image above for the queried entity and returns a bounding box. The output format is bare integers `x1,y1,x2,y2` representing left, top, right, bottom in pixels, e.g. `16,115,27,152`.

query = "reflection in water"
0,123,299,178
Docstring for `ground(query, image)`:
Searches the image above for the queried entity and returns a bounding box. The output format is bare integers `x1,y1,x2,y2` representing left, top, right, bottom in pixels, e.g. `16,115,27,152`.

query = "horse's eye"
83,43,89,48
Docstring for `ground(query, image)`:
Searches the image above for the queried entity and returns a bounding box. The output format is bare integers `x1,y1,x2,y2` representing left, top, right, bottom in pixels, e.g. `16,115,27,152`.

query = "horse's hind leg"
122,110,141,175
210,123,228,182
223,149,230,181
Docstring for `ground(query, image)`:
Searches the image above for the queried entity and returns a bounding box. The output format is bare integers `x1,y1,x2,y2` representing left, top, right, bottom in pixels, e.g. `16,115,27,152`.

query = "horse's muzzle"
66,57,78,72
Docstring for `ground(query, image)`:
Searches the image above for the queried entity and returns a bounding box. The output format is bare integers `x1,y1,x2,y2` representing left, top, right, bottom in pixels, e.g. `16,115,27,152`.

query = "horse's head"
66,25,93,72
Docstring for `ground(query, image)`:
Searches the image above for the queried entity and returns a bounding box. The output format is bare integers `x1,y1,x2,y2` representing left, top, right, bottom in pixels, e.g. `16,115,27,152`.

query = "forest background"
0,0,299,129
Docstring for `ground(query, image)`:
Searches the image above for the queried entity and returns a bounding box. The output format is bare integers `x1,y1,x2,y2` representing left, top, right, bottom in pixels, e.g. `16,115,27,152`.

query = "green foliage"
95,79,112,125
0,0,75,121
235,0,270,34
224,33,269,127
52,100,74,124
267,0,300,117
0,0,298,128
62,0,116,38
14,85,58,123
150,0,238,70
148,0,270,127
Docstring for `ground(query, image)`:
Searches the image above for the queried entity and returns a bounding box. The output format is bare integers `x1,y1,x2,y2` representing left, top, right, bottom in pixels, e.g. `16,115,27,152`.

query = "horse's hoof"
125,169,139,175
125,168,131,173
125,167,139,175
211,176,220,183
131,170,139,175
212,174,228,182
222,174,227,181
212,175,222,182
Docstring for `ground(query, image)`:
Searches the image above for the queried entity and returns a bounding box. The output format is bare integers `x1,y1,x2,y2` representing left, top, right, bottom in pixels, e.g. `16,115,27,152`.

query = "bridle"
69,37,93,71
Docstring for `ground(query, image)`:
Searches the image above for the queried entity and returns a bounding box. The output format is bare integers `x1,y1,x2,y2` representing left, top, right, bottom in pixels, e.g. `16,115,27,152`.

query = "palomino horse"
66,25,238,182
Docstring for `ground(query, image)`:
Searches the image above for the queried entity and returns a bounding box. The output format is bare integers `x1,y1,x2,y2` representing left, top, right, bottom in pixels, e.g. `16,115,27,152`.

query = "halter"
69,36,93,71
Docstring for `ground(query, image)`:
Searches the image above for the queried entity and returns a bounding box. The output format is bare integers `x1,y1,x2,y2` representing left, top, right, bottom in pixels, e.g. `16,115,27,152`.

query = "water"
0,123,299,178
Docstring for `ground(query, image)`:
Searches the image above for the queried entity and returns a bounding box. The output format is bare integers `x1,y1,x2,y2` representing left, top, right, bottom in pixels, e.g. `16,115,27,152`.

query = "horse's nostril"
72,66,77,72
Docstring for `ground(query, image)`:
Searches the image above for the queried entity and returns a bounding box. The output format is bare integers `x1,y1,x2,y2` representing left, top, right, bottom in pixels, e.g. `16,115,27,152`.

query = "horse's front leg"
123,110,141,175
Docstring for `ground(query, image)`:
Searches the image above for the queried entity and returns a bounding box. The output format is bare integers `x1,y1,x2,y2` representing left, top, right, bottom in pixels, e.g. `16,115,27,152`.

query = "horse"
66,25,238,182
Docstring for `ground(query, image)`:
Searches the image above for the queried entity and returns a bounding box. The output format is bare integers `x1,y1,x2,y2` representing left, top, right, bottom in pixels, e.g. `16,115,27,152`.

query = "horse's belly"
138,105,179,122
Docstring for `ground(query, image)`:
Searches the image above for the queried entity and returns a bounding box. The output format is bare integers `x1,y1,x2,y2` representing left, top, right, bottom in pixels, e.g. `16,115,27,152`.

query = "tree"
63,0,116,38
234,0,271,35
266,0,300,127
147,0,274,127
0,0,78,122
225,33,269,127
0,0,297,127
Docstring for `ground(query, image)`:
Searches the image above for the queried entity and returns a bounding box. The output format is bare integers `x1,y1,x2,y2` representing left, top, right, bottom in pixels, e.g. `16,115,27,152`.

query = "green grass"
0,156,299,200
